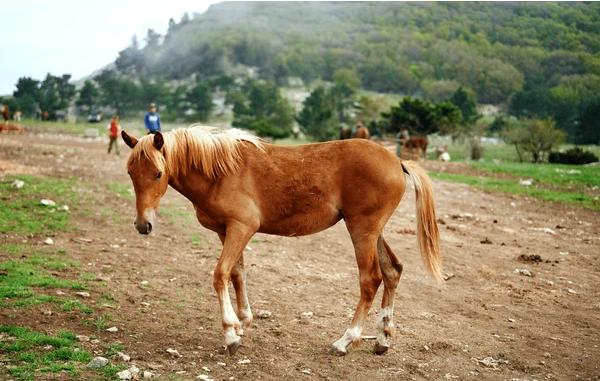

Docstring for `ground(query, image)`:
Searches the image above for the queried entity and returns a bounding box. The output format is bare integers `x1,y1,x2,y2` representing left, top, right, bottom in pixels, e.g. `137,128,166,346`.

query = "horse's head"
122,131,169,235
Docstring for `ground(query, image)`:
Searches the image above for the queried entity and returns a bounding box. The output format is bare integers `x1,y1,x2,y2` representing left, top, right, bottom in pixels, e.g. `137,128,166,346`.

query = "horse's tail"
400,160,442,282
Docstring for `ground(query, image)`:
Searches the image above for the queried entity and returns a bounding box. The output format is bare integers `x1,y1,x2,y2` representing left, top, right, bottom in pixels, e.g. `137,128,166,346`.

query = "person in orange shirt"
107,115,121,155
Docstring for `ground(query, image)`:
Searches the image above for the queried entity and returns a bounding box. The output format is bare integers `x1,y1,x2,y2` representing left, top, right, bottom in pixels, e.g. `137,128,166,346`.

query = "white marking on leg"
376,306,394,348
220,288,241,346
332,326,362,353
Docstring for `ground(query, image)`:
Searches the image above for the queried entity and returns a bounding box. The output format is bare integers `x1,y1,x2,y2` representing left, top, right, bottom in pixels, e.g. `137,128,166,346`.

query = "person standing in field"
107,115,121,155
144,103,161,134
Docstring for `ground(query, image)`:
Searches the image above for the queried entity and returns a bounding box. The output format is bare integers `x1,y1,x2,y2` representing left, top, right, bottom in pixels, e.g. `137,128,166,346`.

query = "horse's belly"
259,207,341,237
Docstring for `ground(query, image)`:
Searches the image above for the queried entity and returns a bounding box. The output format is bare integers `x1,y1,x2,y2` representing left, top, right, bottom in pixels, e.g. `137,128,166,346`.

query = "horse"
121,126,441,356
404,136,428,160
339,126,370,140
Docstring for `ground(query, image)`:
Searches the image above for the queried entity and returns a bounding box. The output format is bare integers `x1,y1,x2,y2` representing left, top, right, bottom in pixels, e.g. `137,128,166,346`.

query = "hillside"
115,1,600,107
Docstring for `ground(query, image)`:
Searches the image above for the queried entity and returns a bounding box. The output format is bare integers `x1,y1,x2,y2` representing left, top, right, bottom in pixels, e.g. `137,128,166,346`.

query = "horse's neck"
169,169,213,205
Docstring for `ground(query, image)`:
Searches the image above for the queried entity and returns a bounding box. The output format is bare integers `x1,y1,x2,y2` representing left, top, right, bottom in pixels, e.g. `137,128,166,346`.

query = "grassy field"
428,142,600,211
0,175,129,380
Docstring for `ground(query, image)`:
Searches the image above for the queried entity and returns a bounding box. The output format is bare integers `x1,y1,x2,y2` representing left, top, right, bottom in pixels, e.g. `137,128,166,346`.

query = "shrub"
548,148,599,165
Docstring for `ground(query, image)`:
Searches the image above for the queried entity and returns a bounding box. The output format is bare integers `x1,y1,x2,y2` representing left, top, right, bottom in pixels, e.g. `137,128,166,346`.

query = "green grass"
0,175,78,234
0,325,92,381
106,181,134,200
470,161,600,188
430,172,599,210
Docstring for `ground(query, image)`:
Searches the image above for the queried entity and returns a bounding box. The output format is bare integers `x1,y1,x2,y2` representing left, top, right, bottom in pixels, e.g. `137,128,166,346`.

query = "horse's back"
243,140,405,234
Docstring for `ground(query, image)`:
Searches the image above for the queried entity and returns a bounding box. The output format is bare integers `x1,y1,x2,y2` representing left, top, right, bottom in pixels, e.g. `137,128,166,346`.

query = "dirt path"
1,133,599,380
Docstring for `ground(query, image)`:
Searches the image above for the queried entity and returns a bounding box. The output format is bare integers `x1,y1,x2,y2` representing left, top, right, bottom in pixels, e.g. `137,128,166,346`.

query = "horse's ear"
153,131,164,151
121,130,138,149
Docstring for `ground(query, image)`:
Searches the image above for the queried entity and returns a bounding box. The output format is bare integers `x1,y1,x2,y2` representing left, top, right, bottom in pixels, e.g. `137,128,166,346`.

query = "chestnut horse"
404,136,428,159
122,126,440,356
340,126,370,140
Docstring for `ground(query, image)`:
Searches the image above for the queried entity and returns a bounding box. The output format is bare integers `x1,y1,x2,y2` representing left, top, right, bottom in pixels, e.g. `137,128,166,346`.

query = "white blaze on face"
332,326,362,353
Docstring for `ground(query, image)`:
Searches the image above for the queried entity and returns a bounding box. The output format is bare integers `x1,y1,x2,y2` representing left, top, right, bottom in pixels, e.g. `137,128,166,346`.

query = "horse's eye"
156,171,162,179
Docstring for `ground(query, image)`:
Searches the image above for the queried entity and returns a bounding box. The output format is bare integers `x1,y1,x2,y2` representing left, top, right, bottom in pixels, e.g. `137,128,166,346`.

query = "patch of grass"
1,243,28,255
89,314,112,332
104,342,124,358
106,181,134,200
190,233,203,246
60,299,93,314
470,161,600,188
0,252,87,310
0,175,77,234
0,325,92,381
430,172,599,210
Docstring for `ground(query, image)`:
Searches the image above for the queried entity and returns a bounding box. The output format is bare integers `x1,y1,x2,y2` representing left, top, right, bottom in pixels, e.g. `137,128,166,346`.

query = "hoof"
227,338,242,356
373,342,390,355
331,344,349,356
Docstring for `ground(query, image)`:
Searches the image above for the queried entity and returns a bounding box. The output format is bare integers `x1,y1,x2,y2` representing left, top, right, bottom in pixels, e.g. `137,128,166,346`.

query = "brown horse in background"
122,126,441,356
339,125,370,140
404,136,428,159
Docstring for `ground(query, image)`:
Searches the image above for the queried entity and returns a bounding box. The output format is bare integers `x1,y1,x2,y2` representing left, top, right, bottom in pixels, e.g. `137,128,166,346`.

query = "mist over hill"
113,1,600,106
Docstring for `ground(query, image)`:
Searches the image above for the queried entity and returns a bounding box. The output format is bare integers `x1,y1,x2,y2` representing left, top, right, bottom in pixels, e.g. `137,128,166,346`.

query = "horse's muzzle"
135,221,152,235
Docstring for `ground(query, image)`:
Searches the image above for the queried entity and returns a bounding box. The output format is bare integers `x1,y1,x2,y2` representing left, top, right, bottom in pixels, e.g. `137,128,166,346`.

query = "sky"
0,0,219,95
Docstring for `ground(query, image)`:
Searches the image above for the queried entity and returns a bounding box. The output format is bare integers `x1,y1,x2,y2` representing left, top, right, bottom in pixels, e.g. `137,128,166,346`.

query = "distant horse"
339,126,370,140
122,126,441,356
404,136,428,160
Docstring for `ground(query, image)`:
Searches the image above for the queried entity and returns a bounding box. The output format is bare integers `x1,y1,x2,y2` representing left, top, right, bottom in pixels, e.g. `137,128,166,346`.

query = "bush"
548,148,599,165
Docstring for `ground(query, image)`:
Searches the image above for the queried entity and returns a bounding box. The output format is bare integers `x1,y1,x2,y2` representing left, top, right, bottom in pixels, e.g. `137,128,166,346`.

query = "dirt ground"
1,132,599,380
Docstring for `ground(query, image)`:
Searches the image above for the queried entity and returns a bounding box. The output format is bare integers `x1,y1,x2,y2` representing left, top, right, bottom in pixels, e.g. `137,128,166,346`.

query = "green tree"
382,97,460,136
232,80,294,138
76,80,99,113
186,81,213,121
575,99,600,145
450,87,479,126
296,86,337,141
501,118,566,163
94,70,140,115
13,77,40,116
37,74,75,115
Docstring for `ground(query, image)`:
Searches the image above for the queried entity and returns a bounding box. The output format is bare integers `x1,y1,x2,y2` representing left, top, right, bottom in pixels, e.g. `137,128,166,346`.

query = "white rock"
87,356,109,368
117,370,132,380
300,311,313,320
237,358,251,364
202,366,210,372
519,178,533,186
76,335,90,342
40,199,56,206
75,291,90,298
143,371,155,379
217,362,226,366
567,288,577,294
56,290,66,295
508,318,515,323
140,280,149,285
301,369,312,374
59,205,69,211
11,180,24,189
166,348,181,357
197,375,214,381
106,326,118,333
44,238,54,245
256,310,272,319
117,352,131,362
514,268,532,277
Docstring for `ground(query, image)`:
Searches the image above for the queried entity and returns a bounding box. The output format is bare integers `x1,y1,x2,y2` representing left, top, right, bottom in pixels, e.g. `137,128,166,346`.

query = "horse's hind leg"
332,218,382,355
374,236,402,355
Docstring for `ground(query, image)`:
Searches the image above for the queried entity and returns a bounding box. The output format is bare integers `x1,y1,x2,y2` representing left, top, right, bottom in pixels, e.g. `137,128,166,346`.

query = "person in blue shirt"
144,103,161,134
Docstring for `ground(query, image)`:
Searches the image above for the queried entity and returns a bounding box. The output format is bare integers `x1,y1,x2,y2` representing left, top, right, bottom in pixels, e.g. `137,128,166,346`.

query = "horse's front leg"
219,234,253,336
214,224,255,355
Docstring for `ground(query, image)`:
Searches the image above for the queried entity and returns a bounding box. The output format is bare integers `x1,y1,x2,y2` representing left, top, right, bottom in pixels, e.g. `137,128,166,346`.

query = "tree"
450,87,479,126
501,118,566,163
575,99,600,145
330,68,360,123
382,97,460,136
296,86,337,141
94,70,140,114
231,80,294,138
13,77,40,116
76,80,99,113
37,74,75,115
186,81,213,121
115,36,144,74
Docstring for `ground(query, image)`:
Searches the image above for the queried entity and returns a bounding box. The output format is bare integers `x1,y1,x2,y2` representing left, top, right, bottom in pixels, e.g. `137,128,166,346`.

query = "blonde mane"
128,125,263,180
